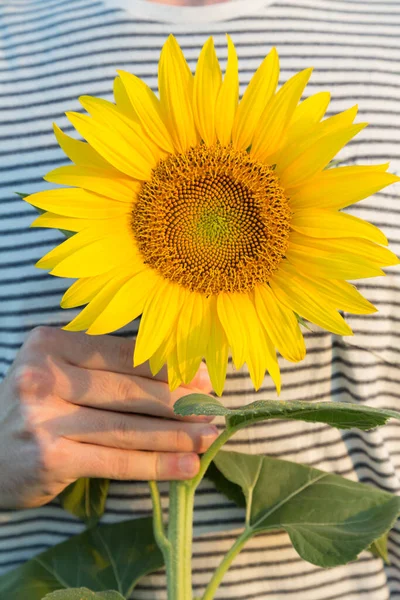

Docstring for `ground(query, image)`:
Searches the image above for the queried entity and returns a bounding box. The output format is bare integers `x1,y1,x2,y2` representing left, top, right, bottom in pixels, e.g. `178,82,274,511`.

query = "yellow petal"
217,292,280,391
25,188,130,219
61,271,119,308
149,329,176,377
270,263,353,336
274,105,358,173
44,165,141,204
251,67,313,161
289,232,399,267
320,279,377,314
260,329,281,394
113,76,139,121
167,346,183,392
215,34,239,146
50,231,138,278
319,104,358,134
254,284,306,362
217,292,247,369
87,268,158,335
286,243,385,279
266,92,330,165
290,209,388,245
205,297,229,397
275,261,376,315
333,281,377,314
117,70,175,153
36,225,116,270
279,123,367,189
63,271,132,332
289,166,400,210
303,277,376,314
232,47,279,151
176,293,211,384
79,95,164,163
53,123,109,168
66,111,154,180
134,279,187,366
193,37,222,146
30,212,94,232
245,295,280,392
287,91,331,141
158,34,198,152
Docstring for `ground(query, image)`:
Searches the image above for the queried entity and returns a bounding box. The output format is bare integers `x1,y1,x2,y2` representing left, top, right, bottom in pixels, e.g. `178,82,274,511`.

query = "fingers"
57,404,219,453
69,441,202,481
27,327,211,391
51,360,212,422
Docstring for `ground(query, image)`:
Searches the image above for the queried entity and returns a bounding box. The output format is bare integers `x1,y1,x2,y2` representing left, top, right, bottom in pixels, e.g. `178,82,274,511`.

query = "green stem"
167,481,195,600
148,481,170,555
190,427,234,491
149,426,241,600
201,529,252,600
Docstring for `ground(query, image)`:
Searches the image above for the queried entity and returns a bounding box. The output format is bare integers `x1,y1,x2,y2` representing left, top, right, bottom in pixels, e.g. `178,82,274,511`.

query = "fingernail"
196,363,212,390
199,425,219,452
202,425,219,439
194,415,215,423
178,454,199,477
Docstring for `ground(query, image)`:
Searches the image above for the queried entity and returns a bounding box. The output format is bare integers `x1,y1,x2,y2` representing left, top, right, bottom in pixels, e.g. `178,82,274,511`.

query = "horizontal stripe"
1,1,400,597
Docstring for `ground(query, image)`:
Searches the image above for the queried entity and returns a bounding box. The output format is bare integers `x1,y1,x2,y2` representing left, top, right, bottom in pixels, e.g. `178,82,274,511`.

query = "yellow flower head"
25,35,400,395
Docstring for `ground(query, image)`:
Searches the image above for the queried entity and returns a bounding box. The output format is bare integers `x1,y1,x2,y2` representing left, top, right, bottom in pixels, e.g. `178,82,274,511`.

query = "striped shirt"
1,0,400,597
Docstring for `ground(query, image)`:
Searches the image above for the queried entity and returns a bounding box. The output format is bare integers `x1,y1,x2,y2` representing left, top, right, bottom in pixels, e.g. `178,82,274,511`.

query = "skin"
0,326,218,509
148,0,230,8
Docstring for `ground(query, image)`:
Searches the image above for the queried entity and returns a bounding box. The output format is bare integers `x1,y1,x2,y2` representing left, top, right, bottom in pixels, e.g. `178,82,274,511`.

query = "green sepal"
368,532,390,564
295,314,314,331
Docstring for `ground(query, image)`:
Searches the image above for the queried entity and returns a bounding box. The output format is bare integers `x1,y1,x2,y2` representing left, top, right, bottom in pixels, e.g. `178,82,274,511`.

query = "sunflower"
24,35,399,396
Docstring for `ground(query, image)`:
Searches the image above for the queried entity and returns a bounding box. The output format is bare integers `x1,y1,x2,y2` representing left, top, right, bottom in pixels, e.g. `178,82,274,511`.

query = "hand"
0,326,218,509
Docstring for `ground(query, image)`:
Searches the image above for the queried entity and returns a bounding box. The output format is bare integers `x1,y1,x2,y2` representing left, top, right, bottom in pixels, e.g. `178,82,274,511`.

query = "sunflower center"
132,144,291,295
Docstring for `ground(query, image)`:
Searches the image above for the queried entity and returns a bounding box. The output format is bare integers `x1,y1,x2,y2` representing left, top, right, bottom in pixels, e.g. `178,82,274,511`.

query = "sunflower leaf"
205,461,246,508
173,395,400,432
0,517,163,600
213,450,400,568
58,478,110,528
174,395,224,416
43,589,125,600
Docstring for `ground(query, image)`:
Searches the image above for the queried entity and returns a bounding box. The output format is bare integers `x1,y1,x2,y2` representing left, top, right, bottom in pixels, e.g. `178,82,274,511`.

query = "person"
0,0,399,598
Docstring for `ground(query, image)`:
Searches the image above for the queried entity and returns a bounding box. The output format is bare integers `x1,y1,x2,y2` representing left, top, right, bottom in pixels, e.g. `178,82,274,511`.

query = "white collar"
102,0,275,24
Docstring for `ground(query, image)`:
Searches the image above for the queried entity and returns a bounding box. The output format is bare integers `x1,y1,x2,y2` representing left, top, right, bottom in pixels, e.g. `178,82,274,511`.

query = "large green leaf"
205,461,245,508
213,450,400,568
0,517,163,600
174,395,400,431
58,478,110,528
43,590,124,600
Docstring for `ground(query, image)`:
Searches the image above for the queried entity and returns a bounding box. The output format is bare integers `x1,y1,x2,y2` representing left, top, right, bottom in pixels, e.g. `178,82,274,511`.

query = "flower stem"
190,427,235,491
201,529,252,600
149,426,240,600
166,480,195,600
148,481,170,555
